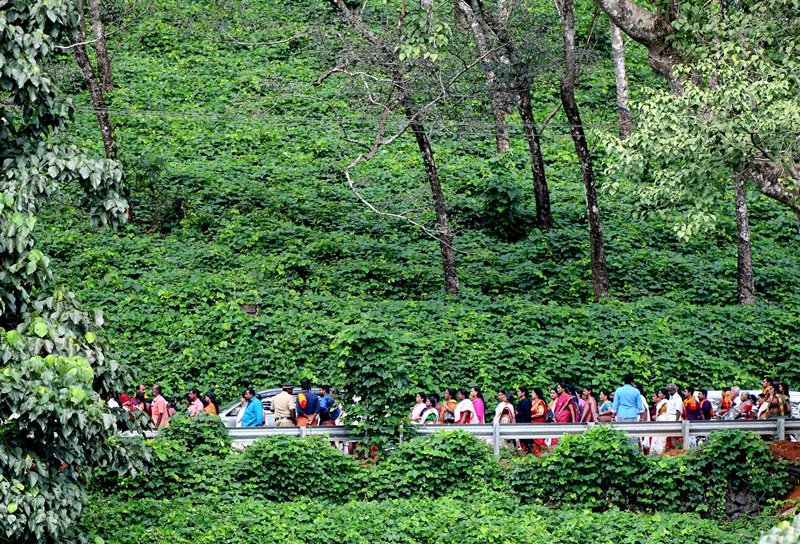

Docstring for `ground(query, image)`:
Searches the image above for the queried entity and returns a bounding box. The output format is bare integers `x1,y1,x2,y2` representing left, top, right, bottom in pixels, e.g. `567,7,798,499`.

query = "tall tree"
459,0,554,231
595,0,800,220
324,0,460,295
73,0,117,159
454,0,510,153
733,172,756,305
609,22,631,139
1,1,140,541
87,0,114,92
556,0,609,299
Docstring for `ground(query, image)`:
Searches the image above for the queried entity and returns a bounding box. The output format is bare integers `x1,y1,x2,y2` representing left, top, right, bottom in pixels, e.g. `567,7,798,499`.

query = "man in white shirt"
665,383,684,451
665,383,683,421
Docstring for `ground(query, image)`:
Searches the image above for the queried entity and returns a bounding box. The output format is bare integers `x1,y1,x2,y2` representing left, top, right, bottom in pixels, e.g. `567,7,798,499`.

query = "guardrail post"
399,424,404,445
682,419,691,449
493,422,500,456
777,417,786,441
300,425,306,438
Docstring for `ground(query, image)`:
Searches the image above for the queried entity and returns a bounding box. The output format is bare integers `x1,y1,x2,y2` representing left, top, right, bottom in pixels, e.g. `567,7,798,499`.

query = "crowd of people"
406,375,794,454
105,384,220,429
106,375,793,454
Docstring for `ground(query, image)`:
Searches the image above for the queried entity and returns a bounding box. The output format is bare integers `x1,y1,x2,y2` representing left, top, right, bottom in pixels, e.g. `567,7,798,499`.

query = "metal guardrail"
138,418,799,454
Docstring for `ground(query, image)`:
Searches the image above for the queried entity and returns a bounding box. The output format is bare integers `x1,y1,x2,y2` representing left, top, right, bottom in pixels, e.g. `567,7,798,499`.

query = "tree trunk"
593,0,682,90
733,174,756,305
469,0,554,230
456,0,510,154
329,0,459,295
490,93,511,154
518,87,552,231
557,0,609,300
73,0,117,159
87,0,113,92
404,101,460,296
610,22,632,139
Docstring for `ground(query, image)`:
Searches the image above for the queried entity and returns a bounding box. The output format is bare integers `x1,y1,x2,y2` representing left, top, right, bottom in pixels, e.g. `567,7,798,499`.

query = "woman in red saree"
550,383,577,447
530,387,548,455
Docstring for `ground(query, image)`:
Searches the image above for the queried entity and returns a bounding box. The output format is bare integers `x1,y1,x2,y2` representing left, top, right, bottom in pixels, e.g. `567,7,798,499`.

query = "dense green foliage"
0,1,138,542
99,424,788,518
368,430,503,500
506,426,790,515
80,494,778,544
229,434,364,501
83,427,786,541
4,0,797,540
35,0,800,406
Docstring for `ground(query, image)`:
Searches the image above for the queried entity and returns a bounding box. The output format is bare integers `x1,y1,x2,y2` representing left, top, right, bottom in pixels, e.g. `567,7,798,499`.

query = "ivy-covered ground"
42,0,800,403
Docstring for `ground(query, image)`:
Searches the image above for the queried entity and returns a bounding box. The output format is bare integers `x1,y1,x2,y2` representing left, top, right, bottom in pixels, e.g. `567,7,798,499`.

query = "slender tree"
87,0,114,92
556,0,609,299
73,0,117,159
461,0,554,231
455,0,510,153
610,22,632,139
325,0,460,295
733,172,756,305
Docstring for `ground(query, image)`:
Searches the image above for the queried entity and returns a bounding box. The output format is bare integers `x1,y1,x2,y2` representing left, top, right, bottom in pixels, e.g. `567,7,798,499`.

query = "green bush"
506,427,786,517
367,430,503,499
229,435,364,502
79,493,779,544
634,449,703,512
160,413,233,457
108,414,233,499
693,429,791,517
507,426,649,510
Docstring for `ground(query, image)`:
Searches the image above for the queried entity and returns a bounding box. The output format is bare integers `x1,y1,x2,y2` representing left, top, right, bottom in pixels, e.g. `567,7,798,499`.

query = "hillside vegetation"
41,0,800,401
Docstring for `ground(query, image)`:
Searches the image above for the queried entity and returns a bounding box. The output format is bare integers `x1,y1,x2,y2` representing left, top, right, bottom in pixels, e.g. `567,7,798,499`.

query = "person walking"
454,389,479,424
295,380,320,427
204,391,220,416
272,382,296,427
470,386,485,424
580,386,599,423
241,387,264,427
410,392,427,423
597,390,613,422
650,388,669,454
493,391,516,424
420,396,440,424
530,387,548,455
318,385,339,426
516,387,532,453
666,384,683,422
440,388,458,424
235,393,247,426
187,388,204,417
611,374,643,422
151,385,169,429
697,389,713,420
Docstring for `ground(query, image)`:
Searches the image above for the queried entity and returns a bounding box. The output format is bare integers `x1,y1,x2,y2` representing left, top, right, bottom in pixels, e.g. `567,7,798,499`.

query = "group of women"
409,384,612,427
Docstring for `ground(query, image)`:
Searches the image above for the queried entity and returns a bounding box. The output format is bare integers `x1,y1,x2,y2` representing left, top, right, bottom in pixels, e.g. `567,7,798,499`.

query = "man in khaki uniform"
272,382,296,427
